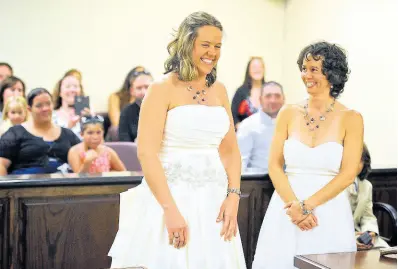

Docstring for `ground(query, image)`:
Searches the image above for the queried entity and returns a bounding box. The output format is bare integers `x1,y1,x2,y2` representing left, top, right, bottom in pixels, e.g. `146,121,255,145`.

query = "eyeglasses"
132,70,151,77
81,115,104,124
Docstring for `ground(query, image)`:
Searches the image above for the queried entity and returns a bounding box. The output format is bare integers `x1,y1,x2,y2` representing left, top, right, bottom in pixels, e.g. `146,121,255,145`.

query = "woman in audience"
108,12,246,268
253,41,362,268
0,96,28,136
68,115,126,173
107,66,147,127
0,76,26,122
231,57,265,128
348,144,389,250
118,70,153,142
53,69,91,139
0,88,80,175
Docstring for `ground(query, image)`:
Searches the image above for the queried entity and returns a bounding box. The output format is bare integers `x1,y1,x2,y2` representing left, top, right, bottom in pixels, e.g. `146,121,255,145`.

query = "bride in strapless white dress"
252,139,357,268
109,105,246,268
109,12,246,269
253,42,363,269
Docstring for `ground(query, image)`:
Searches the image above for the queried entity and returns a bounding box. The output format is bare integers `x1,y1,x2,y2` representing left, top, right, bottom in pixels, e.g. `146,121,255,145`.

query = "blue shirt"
237,110,276,174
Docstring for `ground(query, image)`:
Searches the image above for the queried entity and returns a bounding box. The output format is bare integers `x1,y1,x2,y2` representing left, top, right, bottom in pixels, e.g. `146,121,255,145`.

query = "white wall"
0,0,285,107
0,0,396,168
282,0,397,168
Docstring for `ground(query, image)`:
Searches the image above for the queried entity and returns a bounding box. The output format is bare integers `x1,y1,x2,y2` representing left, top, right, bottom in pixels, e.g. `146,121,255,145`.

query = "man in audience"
0,63,13,83
237,81,285,174
118,73,152,142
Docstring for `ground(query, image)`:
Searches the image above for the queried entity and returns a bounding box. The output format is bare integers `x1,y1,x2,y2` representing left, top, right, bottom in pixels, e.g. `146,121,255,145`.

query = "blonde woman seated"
0,96,28,136
348,144,390,250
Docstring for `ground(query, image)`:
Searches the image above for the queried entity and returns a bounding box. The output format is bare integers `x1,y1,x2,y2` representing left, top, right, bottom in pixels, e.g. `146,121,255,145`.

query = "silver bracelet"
299,200,312,215
227,188,241,198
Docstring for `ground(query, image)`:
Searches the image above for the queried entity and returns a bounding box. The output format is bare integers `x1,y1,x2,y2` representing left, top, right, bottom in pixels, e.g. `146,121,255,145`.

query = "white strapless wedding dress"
108,105,247,269
252,139,356,269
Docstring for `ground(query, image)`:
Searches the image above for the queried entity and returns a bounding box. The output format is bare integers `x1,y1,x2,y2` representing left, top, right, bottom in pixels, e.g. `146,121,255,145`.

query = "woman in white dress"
252,42,363,269
108,11,246,269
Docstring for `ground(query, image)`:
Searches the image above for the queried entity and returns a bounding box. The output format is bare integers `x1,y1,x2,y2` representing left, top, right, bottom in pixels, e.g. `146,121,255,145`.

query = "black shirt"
118,102,140,142
231,85,250,125
0,125,80,173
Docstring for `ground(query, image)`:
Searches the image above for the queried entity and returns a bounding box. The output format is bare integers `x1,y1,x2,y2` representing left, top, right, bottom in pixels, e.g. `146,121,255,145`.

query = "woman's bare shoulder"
334,101,363,121
279,103,302,117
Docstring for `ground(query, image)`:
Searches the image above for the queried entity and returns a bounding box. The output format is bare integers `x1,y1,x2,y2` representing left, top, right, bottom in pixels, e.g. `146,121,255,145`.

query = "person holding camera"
52,69,93,139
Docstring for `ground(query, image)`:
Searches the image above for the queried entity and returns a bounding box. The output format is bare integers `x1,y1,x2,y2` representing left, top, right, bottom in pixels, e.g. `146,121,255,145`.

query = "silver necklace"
303,98,335,131
187,84,207,104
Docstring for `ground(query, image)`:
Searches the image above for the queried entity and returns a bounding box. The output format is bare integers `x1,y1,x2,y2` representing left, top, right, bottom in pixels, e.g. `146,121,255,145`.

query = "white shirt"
237,110,276,174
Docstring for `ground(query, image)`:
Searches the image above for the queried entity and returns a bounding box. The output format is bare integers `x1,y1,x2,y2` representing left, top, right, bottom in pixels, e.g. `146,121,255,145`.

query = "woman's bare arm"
109,148,127,171
268,105,298,203
136,82,177,210
218,84,241,191
0,158,10,176
108,93,121,127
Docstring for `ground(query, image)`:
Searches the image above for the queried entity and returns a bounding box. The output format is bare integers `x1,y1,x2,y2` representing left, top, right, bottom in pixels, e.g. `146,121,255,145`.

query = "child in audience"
0,96,28,136
68,115,126,173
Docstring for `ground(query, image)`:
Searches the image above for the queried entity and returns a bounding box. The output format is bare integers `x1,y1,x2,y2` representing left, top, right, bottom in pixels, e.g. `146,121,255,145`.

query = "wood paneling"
0,169,395,269
0,199,9,269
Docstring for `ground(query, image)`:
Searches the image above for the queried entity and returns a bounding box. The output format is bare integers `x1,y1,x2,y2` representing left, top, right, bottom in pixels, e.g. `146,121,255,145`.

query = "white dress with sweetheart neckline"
252,138,356,269
108,105,247,269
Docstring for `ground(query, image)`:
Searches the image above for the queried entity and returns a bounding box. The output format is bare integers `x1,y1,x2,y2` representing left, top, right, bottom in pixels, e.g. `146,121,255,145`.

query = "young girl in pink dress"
68,115,126,173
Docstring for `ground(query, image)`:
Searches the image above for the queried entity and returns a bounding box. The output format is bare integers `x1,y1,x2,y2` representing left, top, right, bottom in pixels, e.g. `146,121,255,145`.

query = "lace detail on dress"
161,153,228,188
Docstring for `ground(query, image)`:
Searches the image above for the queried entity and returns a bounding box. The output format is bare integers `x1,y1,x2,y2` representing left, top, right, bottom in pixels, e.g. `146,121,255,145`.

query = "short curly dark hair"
297,41,350,98
358,144,371,180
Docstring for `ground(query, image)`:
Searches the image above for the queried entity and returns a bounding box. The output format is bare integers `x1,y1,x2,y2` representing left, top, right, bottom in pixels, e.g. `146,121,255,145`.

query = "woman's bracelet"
227,188,241,198
299,200,313,215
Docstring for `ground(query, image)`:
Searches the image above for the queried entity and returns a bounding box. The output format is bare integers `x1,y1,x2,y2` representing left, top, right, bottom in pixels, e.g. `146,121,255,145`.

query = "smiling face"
60,75,82,106
301,54,331,96
192,25,222,77
249,59,265,82
260,84,284,118
29,93,53,124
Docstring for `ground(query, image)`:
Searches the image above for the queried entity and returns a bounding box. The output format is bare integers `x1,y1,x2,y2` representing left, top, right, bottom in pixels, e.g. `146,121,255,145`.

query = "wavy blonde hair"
164,11,223,87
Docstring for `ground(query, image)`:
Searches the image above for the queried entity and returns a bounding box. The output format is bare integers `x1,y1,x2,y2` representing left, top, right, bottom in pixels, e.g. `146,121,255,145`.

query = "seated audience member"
0,76,26,123
0,62,13,83
68,115,126,173
0,88,80,175
0,63,14,84
237,81,285,174
52,69,92,139
118,69,153,142
231,57,265,128
108,66,146,128
347,144,390,250
0,96,28,136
